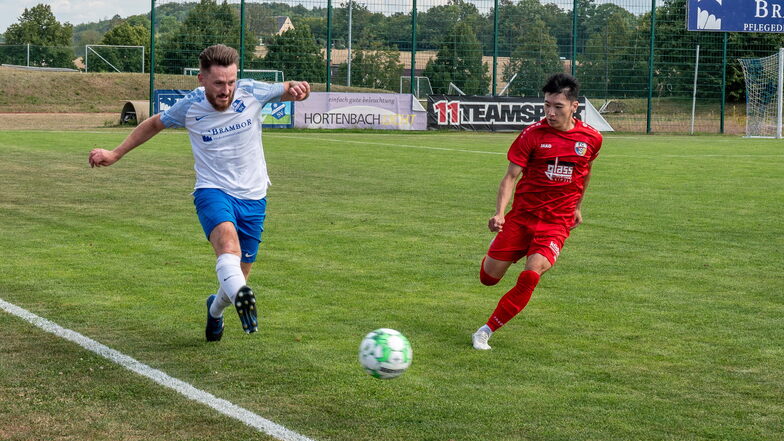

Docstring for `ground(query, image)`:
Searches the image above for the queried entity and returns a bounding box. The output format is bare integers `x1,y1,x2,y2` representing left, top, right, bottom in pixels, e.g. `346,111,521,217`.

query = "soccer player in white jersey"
88,44,310,341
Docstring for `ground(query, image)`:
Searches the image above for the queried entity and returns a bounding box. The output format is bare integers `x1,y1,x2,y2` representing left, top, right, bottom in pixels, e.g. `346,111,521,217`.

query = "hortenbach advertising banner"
294,93,427,130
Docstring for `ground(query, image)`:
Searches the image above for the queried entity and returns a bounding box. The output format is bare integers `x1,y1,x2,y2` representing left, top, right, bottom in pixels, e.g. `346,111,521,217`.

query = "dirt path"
0,113,120,131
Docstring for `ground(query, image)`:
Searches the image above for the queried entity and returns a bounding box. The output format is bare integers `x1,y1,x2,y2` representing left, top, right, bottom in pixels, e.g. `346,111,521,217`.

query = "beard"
206,89,234,111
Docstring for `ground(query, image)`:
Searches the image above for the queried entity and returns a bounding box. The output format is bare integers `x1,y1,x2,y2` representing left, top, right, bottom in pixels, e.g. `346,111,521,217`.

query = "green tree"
126,15,151,29
497,0,565,57
503,17,562,97
573,0,598,55
157,0,256,74
336,35,402,90
331,2,386,48
85,22,150,73
578,7,644,99
418,0,484,51
296,17,327,46
422,21,488,95
73,29,102,48
259,25,325,83
376,12,412,51
645,0,707,98
3,4,74,68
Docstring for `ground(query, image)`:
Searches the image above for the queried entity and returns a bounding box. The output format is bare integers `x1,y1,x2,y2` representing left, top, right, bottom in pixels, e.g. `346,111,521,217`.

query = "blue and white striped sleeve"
160,89,201,128
237,79,285,105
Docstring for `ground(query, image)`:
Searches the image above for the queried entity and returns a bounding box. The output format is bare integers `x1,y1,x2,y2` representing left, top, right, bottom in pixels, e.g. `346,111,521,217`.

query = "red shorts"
487,212,570,265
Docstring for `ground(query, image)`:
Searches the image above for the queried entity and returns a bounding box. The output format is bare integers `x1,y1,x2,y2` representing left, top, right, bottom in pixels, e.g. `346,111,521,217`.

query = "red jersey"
507,117,602,226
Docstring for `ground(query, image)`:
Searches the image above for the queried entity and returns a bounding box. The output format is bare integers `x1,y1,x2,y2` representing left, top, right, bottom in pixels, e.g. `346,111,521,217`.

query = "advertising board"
294,93,427,130
427,95,613,132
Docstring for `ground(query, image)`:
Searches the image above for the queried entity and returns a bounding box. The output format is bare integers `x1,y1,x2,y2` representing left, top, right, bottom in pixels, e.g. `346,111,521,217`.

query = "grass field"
0,129,782,440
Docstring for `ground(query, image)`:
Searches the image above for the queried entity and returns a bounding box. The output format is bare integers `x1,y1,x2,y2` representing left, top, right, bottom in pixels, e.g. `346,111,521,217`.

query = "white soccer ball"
358,328,413,380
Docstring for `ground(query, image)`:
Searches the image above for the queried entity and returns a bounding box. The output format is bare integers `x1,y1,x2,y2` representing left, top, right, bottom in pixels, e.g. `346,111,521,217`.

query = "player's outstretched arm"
89,114,166,168
280,80,311,102
489,162,523,232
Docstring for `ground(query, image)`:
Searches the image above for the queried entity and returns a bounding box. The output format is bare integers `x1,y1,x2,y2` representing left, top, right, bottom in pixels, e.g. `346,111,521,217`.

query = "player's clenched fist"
488,215,505,233
288,81,310,100
88,149,119,168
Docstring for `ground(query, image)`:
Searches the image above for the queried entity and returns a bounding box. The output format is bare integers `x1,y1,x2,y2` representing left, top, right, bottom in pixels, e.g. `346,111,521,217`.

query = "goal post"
739,48,784,138
85,45,144,73
399,76,433,98
447,82,466,96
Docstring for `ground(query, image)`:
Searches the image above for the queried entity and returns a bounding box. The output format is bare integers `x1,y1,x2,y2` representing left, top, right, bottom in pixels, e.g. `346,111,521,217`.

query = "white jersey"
161,79,285,200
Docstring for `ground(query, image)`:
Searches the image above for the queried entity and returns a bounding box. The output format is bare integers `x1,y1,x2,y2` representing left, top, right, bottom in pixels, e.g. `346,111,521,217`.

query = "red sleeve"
589,133,603,162
507,127,537,168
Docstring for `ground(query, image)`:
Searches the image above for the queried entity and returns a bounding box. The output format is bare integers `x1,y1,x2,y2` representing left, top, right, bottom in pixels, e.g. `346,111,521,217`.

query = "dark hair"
542,73,580,101
199,44,239,72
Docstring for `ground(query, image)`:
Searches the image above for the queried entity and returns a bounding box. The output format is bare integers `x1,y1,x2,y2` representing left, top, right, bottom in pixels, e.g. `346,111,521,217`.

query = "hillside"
0,66,380,113
0,67,191,113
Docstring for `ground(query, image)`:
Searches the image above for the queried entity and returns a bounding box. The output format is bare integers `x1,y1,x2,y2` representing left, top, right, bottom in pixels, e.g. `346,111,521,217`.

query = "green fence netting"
6,0,784,133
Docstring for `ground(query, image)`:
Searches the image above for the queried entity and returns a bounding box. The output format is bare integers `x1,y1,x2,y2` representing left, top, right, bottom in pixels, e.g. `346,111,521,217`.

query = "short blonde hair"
199,44,239,72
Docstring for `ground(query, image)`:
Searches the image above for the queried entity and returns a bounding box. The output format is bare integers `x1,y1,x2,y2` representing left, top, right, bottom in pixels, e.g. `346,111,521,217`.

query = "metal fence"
5,0,784,133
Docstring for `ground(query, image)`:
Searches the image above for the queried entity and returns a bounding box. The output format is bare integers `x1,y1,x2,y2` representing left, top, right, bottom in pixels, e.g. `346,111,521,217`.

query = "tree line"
4,0,784,101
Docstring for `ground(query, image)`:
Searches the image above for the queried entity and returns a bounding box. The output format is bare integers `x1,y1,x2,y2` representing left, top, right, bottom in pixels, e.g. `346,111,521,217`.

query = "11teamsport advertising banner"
153,89,294,128
688,0,784,33
427,95,614,132
294,93,428,130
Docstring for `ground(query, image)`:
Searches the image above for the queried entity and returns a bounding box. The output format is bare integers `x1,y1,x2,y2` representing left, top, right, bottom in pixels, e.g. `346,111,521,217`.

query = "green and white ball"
358,328,413,379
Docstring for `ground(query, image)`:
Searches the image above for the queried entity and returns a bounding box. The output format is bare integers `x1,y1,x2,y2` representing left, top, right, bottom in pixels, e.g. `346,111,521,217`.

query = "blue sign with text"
688,0,784,33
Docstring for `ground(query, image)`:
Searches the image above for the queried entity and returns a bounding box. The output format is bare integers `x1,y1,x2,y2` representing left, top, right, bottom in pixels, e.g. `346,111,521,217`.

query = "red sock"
479,257,501,286
486,270,540,331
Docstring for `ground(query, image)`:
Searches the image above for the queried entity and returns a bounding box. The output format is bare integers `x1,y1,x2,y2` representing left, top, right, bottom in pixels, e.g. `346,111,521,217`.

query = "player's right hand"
88,149,119,168
488,215,504,233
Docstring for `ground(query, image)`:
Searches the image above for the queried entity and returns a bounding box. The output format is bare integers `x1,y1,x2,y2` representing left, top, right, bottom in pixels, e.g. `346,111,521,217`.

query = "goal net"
400,76,433,98
739,48,784,138
183,68,284,82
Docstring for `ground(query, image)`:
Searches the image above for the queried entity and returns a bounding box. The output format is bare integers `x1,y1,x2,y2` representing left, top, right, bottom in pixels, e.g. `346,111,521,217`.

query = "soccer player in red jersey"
472,73,603,350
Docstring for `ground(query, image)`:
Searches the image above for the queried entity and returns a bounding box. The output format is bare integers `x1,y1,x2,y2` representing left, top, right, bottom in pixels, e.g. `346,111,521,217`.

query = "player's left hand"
571,208,583,230
287,81,310,101
88,148,119,168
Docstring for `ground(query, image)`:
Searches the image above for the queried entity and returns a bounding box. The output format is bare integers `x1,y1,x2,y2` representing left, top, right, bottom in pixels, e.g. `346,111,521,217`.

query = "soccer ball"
358,328,413,380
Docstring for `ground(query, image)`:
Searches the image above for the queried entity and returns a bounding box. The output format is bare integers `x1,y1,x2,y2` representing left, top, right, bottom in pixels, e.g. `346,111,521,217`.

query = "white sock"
216,253,245,303
209,288,232,318
478,324,493,335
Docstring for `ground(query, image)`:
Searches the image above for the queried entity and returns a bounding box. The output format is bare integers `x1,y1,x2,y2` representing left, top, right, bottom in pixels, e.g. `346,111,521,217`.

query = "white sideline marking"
0,297,316,441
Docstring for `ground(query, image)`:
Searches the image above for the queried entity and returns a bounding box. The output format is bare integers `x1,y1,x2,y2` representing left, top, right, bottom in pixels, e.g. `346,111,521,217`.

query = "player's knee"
479,262,501,286
524,253,552,275
480,271,501,286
